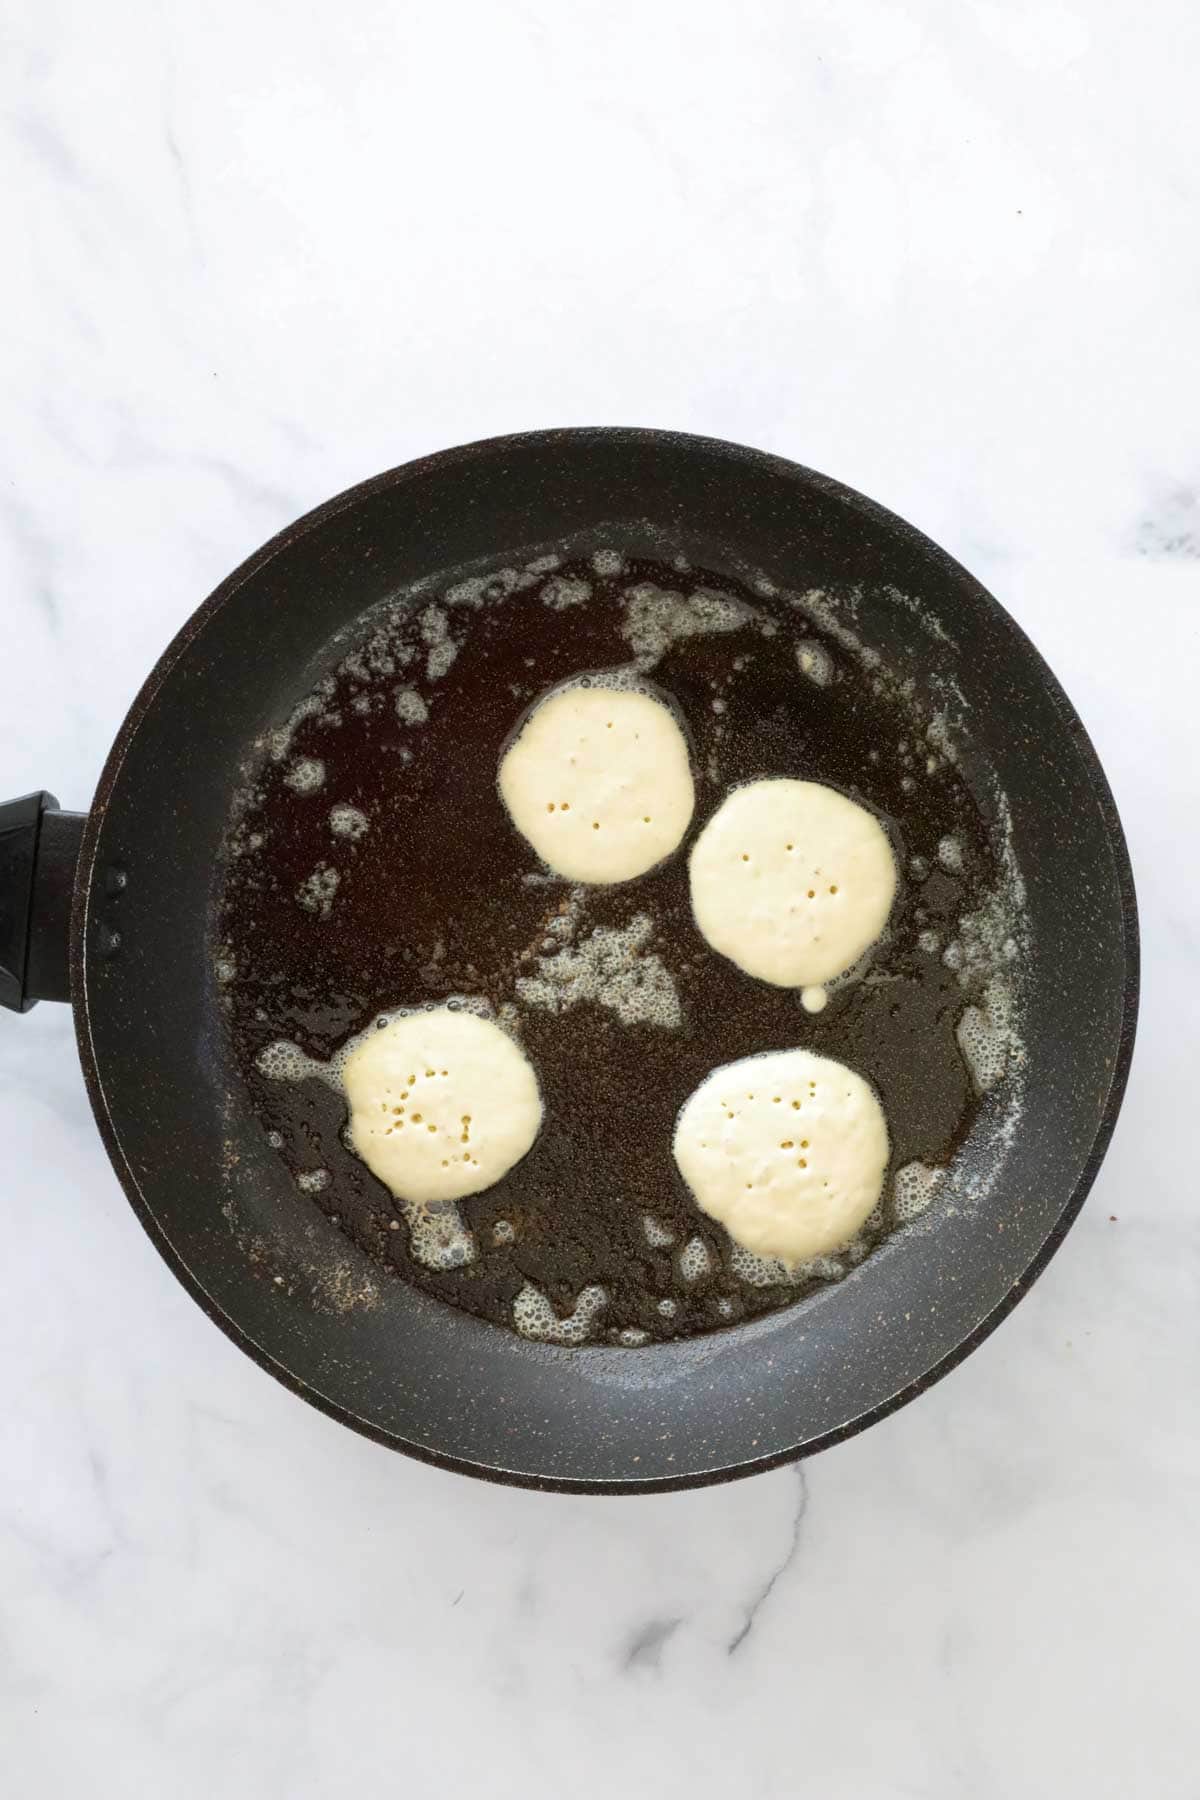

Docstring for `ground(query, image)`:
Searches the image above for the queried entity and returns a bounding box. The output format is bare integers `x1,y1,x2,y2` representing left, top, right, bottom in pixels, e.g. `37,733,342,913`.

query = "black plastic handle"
0,793,85,1012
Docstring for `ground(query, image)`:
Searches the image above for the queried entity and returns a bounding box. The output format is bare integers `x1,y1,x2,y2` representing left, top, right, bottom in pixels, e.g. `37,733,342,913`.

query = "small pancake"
342,1007,542,1204
673,1047,889,1265
498,682,694,883
688,777,896,988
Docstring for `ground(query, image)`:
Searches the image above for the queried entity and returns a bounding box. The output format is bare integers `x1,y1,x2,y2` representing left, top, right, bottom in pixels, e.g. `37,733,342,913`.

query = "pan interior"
76,431,1134,1489
214,528,1026,1353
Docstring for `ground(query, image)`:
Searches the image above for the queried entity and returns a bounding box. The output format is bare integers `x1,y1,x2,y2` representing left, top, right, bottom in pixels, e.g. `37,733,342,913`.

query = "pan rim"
70,426,1140,1494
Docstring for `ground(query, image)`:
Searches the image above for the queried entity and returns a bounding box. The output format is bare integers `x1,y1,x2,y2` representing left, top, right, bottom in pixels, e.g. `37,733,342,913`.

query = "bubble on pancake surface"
513,1282,608,1344
498,678,694,884
516,913,681,1030
329,803,369,841
296,1168,330,1194
617,1326,648,1346
284,756,326,795
643,1213,676,1249
592,548,625,577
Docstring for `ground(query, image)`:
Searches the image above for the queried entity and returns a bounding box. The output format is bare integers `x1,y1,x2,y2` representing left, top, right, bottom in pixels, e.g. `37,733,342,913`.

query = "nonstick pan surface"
66,429,1137,1492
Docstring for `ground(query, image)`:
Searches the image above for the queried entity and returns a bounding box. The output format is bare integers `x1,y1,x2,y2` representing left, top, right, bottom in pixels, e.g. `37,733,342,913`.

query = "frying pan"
0,428,1138,1492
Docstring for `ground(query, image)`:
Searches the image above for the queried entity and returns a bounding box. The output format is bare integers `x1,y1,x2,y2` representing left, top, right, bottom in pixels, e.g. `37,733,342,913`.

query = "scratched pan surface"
73,429,1138,1492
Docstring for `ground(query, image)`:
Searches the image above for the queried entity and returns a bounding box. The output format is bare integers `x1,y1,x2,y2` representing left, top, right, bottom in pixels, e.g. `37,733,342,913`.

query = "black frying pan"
0,428,1138,1492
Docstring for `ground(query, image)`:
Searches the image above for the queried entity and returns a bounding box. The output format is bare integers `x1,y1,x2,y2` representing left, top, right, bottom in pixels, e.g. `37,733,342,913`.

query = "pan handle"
0,792,85,1012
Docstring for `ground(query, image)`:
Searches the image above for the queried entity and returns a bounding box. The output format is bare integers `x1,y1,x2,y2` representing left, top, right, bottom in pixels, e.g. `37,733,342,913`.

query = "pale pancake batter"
498,681,694,883
673,1047,890,1265
342,1007,542,1204
689,778,896,994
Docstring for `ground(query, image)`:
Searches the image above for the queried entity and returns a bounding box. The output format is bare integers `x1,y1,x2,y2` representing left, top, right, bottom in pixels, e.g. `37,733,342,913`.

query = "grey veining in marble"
2,2,1197,1795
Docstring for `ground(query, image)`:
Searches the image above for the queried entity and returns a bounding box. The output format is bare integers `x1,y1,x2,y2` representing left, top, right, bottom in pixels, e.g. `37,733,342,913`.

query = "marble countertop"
2,3,1196,1794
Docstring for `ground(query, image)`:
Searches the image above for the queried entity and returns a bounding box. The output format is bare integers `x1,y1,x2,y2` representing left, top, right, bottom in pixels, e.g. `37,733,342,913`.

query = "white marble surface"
2,2,1197,1793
